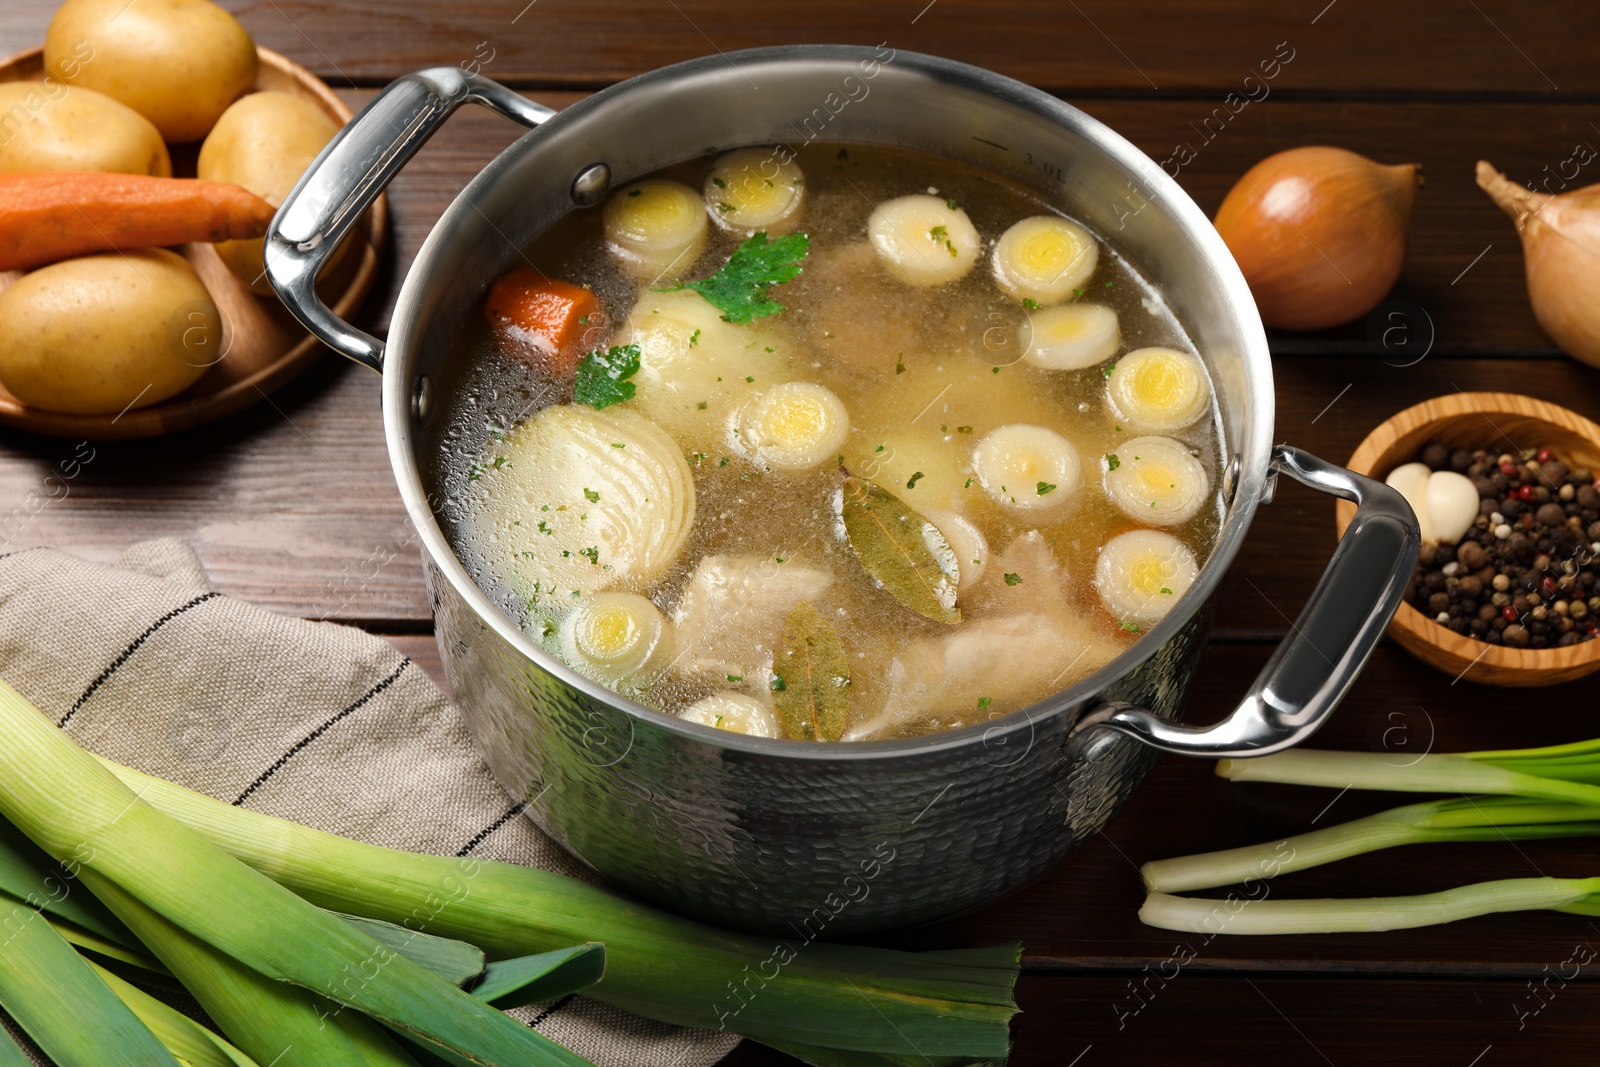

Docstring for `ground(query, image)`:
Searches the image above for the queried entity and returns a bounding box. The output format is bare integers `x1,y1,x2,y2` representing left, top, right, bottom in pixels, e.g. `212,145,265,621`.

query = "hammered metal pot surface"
433,558,1212,934
371,46,1280,936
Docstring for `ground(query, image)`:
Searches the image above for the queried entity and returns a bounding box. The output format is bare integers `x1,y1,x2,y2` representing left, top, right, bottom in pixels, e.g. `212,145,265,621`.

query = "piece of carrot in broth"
484,267,603,377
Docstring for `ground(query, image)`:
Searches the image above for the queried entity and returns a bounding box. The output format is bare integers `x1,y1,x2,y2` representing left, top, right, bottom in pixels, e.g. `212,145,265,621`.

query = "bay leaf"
772,602,851,742
837,468,961,624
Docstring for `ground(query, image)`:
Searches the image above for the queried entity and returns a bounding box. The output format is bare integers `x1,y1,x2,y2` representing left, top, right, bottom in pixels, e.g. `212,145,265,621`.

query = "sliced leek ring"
923,508,989,591
603,179,709,281
679,691,779,738
992,215,1099,305
1104,436,1211,526
1020,304,1120,370
734,382,850,471
867,194,981,287
971,424,1080,511
1094,529,1199,626
558,592,669,683
705,148,806,234
1106,346,1211,433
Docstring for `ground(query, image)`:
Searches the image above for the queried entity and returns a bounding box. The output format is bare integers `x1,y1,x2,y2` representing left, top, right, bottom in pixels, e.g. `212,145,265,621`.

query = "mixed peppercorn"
1407,444,1600,649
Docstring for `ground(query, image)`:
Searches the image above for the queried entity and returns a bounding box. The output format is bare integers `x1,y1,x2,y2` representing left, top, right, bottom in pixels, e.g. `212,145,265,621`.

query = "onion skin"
1478,160,1600,367
1214,146,1422,331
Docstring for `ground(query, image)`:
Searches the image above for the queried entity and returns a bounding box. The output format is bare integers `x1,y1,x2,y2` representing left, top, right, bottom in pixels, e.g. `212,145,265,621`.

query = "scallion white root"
1141,877,1600,935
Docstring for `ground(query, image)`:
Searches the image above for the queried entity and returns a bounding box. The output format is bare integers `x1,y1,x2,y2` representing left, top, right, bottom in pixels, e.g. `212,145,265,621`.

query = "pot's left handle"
266,69,555,372
1074,445,1420,759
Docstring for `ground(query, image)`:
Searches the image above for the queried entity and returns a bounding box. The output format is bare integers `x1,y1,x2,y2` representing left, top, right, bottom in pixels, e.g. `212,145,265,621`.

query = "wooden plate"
1335,392,1600,687
0,45,386,440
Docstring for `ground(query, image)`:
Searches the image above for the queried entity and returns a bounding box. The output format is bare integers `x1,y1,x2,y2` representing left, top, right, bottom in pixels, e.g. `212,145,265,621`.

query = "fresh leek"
0,891,180,1067
101,757,1021,1058
0,677,590,1067
83,870,420,1067
88,961,260,1067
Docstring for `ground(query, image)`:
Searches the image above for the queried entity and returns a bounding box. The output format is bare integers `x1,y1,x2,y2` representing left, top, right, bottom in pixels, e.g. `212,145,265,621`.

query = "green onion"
1141,877,1600,935
0,678,590,1067
0,890,180,1066
1142,795,1600,893
1216,749,1600,806
99,759,1020,1057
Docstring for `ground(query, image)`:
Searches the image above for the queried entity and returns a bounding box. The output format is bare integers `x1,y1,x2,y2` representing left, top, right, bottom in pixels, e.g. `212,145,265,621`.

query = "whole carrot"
0,172,277,272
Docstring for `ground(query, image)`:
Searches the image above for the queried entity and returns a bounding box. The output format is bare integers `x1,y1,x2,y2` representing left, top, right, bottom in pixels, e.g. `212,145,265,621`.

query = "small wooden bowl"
0,45,386,440
1336,392,1600,687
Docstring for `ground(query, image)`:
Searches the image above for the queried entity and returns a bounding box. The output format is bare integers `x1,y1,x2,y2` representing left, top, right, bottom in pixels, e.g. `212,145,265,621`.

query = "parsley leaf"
1106,453,1121,471
574,343,642,409
660,232,810,323
583,488,600,503
977,696,992,710
1036,481,1056,495
1003,572,1022,586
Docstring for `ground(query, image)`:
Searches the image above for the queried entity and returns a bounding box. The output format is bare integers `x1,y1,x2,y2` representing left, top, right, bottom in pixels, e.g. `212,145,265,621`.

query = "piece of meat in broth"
847,531,1116,739
669,554,834,684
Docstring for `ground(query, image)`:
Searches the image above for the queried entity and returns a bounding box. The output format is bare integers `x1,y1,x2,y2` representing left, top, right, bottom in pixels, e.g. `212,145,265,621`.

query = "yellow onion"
1214,146,1422,331
1478,160,1600,367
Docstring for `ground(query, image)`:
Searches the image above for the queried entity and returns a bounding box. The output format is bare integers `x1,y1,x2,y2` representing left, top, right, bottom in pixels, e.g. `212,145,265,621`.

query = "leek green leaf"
0,894,180,1067
104,758,1021,1059
84,871,409,1067
0,817,135,948
90,961,260,1067
837,469,960,624
472,943,606,1009
0,680,590,1067
0,1028,28,1067
772,602,850,742
336,913,485,988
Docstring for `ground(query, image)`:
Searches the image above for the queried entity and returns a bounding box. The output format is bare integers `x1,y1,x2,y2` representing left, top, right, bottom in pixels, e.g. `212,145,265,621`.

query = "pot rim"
383,44,1275,760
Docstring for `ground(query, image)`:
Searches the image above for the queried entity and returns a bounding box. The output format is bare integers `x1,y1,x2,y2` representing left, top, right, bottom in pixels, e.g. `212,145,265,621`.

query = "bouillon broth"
429,142,1223,741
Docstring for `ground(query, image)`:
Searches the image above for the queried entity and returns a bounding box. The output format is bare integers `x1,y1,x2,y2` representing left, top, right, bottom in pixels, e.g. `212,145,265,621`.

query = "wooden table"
5,2,1600,1062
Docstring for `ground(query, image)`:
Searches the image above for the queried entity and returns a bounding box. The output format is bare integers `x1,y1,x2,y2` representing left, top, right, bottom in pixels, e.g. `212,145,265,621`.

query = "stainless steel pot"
268,46,1419,935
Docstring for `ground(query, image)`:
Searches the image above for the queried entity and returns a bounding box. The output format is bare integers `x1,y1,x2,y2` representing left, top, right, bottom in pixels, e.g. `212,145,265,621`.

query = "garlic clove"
1214,146,1421,331
1385,461,1436,543
1425,470,1479,546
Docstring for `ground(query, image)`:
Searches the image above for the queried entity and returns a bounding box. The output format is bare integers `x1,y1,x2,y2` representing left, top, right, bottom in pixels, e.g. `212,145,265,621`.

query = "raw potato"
0,250,217,414
0,82,171,176
45,0,259,143
199,91,341,292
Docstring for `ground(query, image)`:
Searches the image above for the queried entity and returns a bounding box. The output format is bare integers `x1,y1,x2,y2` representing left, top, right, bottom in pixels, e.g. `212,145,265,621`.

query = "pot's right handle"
266,68,554,372
1075,445,1420,759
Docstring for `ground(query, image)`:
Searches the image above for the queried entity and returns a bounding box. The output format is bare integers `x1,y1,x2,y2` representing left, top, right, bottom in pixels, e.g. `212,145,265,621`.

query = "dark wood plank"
725,971,1600,1066
6,1,1598,96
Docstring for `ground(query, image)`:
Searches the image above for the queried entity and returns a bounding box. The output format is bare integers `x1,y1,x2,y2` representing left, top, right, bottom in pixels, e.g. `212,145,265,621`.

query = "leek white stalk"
1141,877,1600,936
0,678,590,1067
99,758,1020,1058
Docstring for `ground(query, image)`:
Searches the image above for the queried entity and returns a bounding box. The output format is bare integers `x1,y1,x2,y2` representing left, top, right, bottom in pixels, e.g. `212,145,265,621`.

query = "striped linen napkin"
0,538,738,1067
